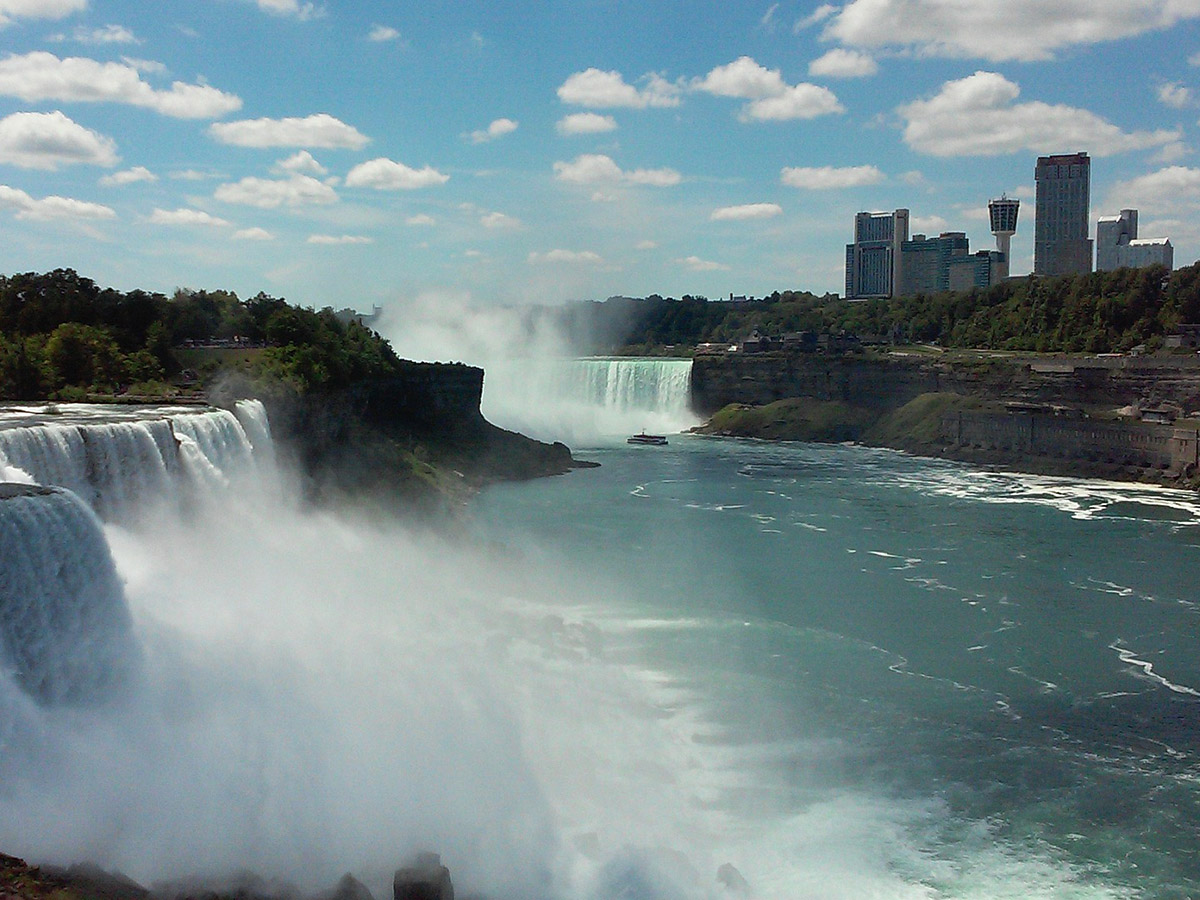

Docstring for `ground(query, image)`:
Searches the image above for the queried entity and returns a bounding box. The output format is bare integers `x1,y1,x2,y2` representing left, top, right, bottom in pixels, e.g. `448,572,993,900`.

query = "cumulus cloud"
823,0,1200,62
710,202,783,221
677,255,730,271
405,213,435,226
0,52,242,118
636,239,658,250
556,112,618,135
210,114,368,149
481,211,520,229
0,0,86,27
214,174,338,208
1158,82,1193,109
368,24,400,42
273,150,326,175
1107,165,1200,214
557,68,681,108
0,184,115,222
693,57,843,121
467,117,518,143
898,71,1179,157
307,234,372,244
528,248,604,264
344,158,449,190
0,110,118,170
795,3,838,30
781,164,885,189
910,214,949,233
232,227,273,240
100,165,156,186
149,207,231,227
553,153,681,186
808,48,877,78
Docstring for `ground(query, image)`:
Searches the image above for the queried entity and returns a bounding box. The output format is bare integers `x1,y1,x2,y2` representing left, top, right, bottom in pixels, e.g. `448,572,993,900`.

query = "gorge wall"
691,353,1200,484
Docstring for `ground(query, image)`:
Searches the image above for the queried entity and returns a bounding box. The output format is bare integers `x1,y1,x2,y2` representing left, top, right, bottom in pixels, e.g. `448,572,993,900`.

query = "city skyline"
0,1,1198,311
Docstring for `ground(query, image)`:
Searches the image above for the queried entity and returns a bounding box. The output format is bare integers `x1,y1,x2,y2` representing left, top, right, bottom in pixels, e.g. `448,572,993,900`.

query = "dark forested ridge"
0,269,404,400
577,262,1200,355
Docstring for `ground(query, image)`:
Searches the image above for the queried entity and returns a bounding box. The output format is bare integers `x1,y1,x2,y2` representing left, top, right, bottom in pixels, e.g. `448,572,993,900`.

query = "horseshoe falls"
2,398,1200,900
479,357,698,445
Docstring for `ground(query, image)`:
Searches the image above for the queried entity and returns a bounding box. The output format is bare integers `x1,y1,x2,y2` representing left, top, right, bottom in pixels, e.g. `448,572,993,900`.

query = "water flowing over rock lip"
0,403,215,430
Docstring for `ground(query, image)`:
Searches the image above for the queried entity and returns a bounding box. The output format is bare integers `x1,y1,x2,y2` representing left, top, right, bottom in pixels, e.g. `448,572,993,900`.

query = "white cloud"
795,3,837,31
0,110,118,170
910,214,949,233
1191,51,1200,66
121,56,166,74
808,48,877,78
273,150,326,175
694,57,844,121
823,0,1200,62
467,117,518,143
557,68,681,108
214,174,338,208
1107,166,1200,215
1152,141,1191,164
636,239,658,250
1158,82,1193,109
406,213,435,226
233,227,273,240
898,71,1179,157
710,202,783,221
249,0,321,20
171,169,217,181
556,112,618,135
0,184,115,222
0,52,242,118
481,211,520,229
781,164,885,189
209,114,368,149
149,207,231,227
344,158,449,190
308,234,372,244
69,24,138,44
677,255,730,271
0,0,86,27
368,24,400,42
528,249,604,264
100,165,156,186
695,57,789,99
553,153,681,186
742,84,844,121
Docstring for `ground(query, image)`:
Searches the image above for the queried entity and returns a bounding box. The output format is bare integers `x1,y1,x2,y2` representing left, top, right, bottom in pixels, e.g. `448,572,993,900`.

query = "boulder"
393,854,452,900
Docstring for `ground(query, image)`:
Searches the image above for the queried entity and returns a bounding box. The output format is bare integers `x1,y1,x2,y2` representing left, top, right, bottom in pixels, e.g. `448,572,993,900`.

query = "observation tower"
988,195,1020,280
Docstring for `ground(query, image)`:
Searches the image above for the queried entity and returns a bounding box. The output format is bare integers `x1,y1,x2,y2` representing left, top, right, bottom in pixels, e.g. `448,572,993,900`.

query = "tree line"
0,269,403,399
578,261,1200,355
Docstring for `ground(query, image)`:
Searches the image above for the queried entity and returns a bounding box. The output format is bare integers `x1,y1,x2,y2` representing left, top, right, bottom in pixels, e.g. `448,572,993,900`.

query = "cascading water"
0,483,136,706
481,356,698,446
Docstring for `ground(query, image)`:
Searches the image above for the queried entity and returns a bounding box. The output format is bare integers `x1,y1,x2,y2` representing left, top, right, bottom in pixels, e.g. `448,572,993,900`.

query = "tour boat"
627,432,668,445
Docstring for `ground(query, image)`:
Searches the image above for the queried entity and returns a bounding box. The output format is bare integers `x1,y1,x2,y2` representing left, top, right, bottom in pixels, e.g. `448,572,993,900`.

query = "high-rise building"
845,209,908,299
1034,152,1092,276
988,195,1019,280
1096,208,1174,271
899,232,969,296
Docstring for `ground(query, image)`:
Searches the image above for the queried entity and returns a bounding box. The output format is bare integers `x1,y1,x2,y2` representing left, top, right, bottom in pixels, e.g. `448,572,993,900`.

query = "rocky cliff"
211,362,580,515
690,352,1200,487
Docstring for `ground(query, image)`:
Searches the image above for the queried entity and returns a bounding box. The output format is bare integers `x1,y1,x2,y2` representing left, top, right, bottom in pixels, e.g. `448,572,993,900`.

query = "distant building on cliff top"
1034,152,1092,277
988,195,1019,280
845,208,908,300
1096,208,1174,271
899,231,1007,297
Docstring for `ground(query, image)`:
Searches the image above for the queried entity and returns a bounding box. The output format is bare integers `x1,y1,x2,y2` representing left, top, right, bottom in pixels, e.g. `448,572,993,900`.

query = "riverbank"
691,367,1200,490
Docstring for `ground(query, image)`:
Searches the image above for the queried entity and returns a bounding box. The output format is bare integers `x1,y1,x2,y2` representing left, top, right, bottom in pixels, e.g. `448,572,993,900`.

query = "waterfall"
0,484,137,705
481,357,697,446
0,404,271,522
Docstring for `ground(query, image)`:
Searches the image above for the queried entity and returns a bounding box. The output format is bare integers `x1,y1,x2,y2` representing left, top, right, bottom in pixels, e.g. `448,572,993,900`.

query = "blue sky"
0,0,1198,310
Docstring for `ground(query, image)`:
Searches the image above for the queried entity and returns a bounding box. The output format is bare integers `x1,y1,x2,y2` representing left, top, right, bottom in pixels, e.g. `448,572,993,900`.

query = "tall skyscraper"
988,195,1019,280
1034,152,1092,276
845,209,908,299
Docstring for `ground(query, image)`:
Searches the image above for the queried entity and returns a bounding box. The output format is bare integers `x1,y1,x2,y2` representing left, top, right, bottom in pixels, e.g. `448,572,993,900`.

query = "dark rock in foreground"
393,854,452,900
